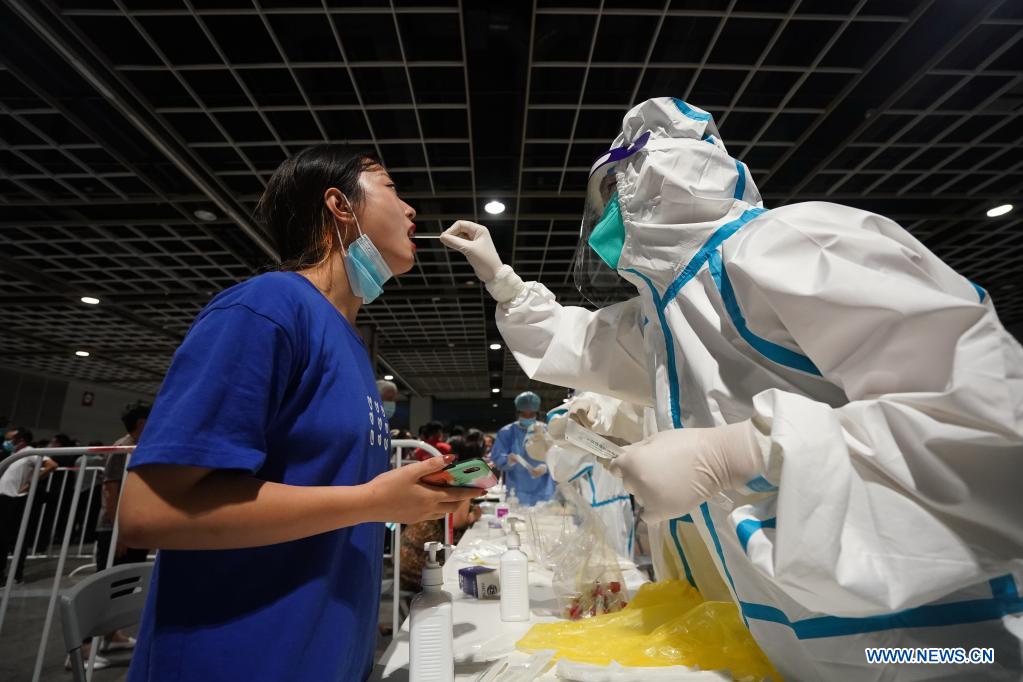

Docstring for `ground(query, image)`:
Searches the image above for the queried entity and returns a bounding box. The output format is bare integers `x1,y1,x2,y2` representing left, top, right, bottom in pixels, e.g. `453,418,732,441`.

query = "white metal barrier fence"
0,445,135,682
1,440,449,678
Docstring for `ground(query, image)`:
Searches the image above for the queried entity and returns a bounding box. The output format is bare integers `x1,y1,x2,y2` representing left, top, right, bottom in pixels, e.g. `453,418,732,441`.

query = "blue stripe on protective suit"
669,517,696,589
733,159,746,201
735,517,777,553
701,502,746,625
626,268,683,429
672,98,712,122
568,465,630,507
745,475,779,493
741,586,1023,640
707,250,822,376
989,575,1019,599
662,208,767,306
969,279,987,302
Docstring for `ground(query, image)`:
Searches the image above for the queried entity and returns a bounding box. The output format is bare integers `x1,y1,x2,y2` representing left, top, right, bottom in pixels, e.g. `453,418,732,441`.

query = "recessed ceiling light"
383,374,394,381
194,209,218,222
465,280,476,286
484,200,505,215
80,296,100,305
986,204,1013,218
489,343,502,350
491,388,500,394
492,403,499,408
75,350,90,357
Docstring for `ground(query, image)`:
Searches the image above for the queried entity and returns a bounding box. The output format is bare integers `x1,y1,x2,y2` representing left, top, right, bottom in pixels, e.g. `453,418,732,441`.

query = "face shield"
572,131,650,307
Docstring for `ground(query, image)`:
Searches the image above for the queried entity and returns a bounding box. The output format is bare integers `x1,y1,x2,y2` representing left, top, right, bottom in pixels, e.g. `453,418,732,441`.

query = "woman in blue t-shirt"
117,146,478,681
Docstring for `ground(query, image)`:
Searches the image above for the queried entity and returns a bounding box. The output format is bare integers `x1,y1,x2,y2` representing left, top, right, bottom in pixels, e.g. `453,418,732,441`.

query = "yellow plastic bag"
517,580,780,681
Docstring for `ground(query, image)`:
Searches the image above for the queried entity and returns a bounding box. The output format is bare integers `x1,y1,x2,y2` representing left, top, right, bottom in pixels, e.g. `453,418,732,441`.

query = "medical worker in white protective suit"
442,97,1023,680
524,392,640,560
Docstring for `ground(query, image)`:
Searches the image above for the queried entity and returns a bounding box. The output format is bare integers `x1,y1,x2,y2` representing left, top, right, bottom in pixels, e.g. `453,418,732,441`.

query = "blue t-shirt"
127,272,391,682
490,422,555,506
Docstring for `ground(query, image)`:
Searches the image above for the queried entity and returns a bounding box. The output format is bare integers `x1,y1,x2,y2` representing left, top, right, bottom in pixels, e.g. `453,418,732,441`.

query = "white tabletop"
371,511,650,681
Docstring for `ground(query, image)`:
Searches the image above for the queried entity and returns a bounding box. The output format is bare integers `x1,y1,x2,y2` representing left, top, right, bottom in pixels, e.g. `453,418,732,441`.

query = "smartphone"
421,458,499,489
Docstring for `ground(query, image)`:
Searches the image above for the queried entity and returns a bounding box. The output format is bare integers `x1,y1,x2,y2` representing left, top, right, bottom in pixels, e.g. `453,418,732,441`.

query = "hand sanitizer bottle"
410,541,454,682
500,530,530,622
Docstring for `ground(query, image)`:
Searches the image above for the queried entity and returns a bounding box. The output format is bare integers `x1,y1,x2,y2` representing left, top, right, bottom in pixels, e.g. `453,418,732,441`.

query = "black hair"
7,426,32,445
121,402,152,433
422,421,445,438
448,435,485,463
50,433,74,448
449,425,465,438
255,144,382,270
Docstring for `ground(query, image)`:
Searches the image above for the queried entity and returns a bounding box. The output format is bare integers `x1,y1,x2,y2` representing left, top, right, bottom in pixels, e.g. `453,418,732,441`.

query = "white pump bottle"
499,529,530,622
410,541,454,682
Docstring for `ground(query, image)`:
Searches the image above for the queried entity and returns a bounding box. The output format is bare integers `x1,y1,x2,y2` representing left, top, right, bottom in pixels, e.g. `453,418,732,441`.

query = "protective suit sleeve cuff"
485,264,527,304
740,417,780,494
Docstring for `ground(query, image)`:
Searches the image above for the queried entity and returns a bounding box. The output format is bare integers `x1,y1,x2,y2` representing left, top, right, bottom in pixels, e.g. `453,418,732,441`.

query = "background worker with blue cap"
489,391,555,506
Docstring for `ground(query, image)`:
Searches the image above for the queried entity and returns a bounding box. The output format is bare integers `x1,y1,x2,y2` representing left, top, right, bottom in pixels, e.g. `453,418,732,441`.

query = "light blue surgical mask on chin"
2,439,14,454
518,417,536,429
334,194,393,305
383,401,396,419
587,191,626,270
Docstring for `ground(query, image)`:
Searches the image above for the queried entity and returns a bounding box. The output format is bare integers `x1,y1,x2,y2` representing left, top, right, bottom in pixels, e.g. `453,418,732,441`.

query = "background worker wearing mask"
376,379,398,421
490,391,555,506
442,97,1023,680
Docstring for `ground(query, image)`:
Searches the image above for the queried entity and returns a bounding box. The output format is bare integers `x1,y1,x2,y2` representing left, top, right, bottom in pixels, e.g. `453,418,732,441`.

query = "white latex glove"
547,412,568,442
608,420,767,523
441,221,526,303
510,453,547,479
524,422,553,461
440,220,503,282
567,393,647,444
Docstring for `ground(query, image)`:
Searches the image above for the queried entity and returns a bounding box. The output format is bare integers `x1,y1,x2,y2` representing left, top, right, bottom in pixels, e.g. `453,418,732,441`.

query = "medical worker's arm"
488,428,516,472
441,220,653,406
726,209,1023,616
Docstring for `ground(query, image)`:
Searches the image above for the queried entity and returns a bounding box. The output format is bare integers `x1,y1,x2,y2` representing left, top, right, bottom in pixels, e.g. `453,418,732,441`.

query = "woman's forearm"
120,467,375,550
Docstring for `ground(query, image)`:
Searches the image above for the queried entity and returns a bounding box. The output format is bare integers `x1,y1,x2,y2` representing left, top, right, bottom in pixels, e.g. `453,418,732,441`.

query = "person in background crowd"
376,379,398,421
413,420,452,461
448,428,486,463
1,427,57,583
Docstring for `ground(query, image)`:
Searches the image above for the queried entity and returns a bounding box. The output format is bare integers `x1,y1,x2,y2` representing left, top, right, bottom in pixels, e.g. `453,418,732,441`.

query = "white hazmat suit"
443,97,1023,680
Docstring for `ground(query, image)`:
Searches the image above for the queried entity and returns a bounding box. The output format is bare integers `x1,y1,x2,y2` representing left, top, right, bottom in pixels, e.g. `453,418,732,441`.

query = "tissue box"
459,566,500,599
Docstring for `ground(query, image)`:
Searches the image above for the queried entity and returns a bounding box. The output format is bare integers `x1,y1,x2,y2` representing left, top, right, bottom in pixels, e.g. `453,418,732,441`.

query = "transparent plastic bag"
517,580,780,681
551,484,629,620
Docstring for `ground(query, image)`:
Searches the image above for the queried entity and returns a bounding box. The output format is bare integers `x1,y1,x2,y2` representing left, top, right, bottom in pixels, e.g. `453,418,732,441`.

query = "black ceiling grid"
0,0,1019,405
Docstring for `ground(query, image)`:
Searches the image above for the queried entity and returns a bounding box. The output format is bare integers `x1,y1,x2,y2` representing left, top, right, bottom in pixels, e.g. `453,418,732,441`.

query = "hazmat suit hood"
577,97,764,296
